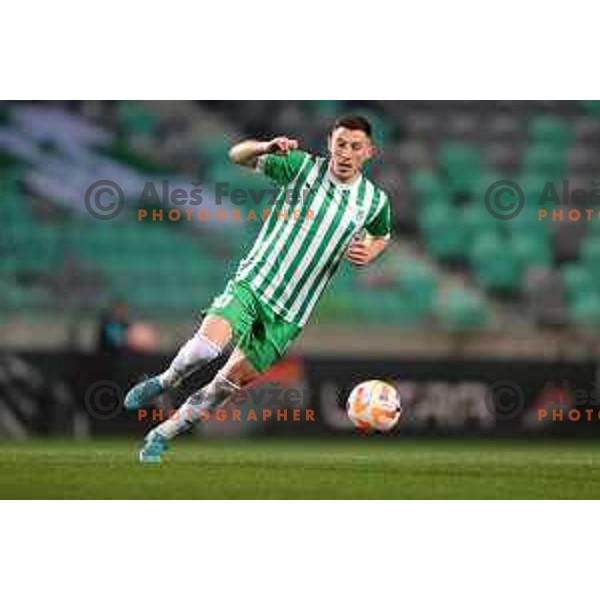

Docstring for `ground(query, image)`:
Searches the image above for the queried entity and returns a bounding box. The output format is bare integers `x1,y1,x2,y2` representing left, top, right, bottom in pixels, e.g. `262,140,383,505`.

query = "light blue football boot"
124,376,164,411
139,430,169,464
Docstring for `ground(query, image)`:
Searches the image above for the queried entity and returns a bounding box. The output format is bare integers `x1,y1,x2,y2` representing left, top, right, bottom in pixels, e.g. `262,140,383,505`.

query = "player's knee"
198,315,233,349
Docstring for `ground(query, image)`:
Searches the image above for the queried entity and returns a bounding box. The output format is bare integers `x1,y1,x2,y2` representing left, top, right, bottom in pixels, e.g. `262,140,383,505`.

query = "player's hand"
346,239,371,267
264,136,299,155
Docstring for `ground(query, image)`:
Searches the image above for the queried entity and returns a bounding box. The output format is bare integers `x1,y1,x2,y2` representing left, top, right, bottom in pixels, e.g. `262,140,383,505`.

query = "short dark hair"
332,115,372,138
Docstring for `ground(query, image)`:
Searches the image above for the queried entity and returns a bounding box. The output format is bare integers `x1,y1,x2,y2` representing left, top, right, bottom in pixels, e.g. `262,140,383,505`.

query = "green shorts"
206,279,302,373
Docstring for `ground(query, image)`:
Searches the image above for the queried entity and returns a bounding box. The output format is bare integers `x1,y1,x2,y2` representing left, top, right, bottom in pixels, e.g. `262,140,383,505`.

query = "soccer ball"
346,380,401,433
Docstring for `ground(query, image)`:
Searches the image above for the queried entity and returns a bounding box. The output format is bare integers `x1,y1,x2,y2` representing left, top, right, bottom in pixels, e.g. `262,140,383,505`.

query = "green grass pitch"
1,437,600,499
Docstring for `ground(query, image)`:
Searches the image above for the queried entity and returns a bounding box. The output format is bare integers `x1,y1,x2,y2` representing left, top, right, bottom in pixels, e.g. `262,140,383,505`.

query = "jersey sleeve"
255,149,308,187
365,191,392,240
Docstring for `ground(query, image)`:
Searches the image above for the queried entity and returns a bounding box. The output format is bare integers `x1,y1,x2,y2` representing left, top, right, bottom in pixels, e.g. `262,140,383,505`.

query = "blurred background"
2,100,600,440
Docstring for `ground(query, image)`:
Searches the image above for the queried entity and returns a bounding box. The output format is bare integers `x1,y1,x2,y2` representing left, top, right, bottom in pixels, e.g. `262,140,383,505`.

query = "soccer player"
124,115,392,462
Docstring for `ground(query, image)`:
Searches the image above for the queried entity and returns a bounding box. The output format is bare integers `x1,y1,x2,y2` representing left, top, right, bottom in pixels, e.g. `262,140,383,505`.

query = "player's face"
328,127,374,182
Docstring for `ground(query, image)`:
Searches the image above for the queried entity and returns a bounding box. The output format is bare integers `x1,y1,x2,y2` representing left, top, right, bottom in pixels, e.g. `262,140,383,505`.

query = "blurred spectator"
97,298,130,354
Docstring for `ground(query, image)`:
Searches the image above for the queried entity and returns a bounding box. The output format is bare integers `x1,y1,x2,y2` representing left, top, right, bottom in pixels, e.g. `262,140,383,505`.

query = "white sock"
155,374,240,440
158,333,222,388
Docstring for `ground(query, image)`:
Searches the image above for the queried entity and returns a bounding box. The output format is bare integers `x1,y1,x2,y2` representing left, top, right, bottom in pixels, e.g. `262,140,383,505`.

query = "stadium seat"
528,116,573,148
511,233,552,267
438,142,482,196
462,201,501,241
562,263,597,302
581,100,600,118
579,235,600,273
470,232,522,292
315,289,360,324
410,170,446,198
436,288,489,331
117,101,159,137
570,293,600,329
522,144,566,180
420,205,469,261
398,262,437,315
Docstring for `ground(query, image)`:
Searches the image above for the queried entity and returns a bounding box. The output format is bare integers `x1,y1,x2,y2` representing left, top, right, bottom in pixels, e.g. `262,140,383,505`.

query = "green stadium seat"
419,202,453,227
195,137,232,167
528,116,573,148
398,262,437,315
581,100,600,117
1,284,31,312
522,144,566,180
436,288,488,331
462,201,501,241
310,100,343,116
117,101,159,137
579,236,600,272
470,232,522,292
562,263,597,302
420,205,469,261
314,289,358,323
0,256,17,277
511,233,552,267
410,171,445,196
415,191,452,217
570,293,600,329
438,143,482,196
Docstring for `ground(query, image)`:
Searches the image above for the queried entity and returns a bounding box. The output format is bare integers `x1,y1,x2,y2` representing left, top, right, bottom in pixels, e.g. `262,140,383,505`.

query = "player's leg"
138,282,302,462
160,315,233,386
123,315,233,410
139,348,259,462
150,348,258,439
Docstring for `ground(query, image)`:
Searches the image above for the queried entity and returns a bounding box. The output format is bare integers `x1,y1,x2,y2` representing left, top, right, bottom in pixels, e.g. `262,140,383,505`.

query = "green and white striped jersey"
234,150,392,326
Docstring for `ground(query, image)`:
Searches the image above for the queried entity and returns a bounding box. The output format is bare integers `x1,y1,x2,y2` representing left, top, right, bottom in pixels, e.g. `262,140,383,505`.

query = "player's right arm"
230,137,308,187
229,137,299,170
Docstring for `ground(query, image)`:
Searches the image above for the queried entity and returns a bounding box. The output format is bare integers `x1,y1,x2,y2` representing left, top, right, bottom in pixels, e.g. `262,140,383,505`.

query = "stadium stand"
1,100,599,333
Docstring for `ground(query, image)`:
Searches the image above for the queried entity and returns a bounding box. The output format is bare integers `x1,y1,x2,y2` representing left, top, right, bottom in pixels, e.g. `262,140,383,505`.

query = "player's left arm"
346,191,392,267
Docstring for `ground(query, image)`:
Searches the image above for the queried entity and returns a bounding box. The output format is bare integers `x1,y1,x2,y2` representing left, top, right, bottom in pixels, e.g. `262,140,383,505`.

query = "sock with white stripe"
158,333,222,389
155,374,240,440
